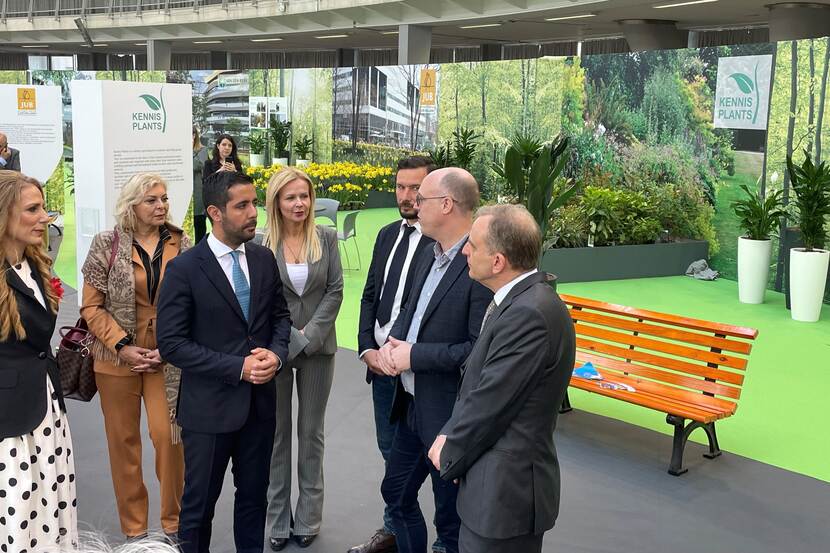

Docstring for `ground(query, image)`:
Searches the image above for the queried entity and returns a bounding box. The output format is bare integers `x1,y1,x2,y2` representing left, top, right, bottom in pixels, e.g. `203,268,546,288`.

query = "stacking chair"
337,210,361,271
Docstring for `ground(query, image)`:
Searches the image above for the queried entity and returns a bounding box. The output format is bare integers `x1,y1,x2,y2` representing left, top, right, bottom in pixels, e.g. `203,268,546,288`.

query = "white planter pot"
737,237,772,304
250,153,264,167
296,159,310,168
272,157,288,166
789,248,830,322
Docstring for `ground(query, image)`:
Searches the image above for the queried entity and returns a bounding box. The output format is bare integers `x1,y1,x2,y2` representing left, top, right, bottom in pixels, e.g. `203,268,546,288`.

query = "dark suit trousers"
178,396,276,553
459,523,543,553
381,401,460,553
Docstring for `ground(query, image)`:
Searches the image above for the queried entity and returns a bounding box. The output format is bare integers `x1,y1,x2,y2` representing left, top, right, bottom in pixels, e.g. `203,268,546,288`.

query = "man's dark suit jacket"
439,272,575,540
387,240,492,445
2,147,21,171
156,238,292,434
0,261,62,439
358,220,433,382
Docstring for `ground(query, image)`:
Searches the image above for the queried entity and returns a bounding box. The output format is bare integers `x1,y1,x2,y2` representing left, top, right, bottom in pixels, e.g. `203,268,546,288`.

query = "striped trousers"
266,353,335,538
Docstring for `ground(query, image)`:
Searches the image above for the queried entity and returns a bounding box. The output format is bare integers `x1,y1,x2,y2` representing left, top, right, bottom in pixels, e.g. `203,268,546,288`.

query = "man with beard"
349,156,437,553
157,170,292,553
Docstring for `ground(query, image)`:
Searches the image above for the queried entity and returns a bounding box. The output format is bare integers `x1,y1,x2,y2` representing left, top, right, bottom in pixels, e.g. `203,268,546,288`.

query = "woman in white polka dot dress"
0,171,77,552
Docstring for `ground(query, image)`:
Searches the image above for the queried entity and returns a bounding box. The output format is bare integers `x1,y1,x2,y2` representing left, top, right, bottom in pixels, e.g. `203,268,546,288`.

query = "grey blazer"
274,225,344,357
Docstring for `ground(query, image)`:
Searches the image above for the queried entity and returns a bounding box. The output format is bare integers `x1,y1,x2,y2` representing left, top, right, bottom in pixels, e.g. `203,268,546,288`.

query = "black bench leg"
559,391,573,414
667,416,723,475
667,415,689,476
702,422,722,459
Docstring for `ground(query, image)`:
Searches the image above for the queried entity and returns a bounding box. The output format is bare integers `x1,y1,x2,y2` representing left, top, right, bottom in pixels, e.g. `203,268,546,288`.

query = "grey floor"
48,234,830,553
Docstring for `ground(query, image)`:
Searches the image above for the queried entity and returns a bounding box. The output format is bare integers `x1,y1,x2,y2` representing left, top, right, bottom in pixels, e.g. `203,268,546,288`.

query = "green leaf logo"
729,73,755,94
139,94,161,110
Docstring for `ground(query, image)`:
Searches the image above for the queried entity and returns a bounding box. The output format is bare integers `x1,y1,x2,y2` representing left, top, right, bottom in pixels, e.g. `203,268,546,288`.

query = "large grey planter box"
540,240,709,283
365,191,397,209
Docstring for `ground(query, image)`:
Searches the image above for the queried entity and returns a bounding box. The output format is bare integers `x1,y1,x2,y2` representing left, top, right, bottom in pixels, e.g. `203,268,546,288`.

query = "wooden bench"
558,294,759,476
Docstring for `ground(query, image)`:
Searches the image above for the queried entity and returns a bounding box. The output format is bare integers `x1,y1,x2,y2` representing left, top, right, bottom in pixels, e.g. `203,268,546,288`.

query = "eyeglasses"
415,194,456,206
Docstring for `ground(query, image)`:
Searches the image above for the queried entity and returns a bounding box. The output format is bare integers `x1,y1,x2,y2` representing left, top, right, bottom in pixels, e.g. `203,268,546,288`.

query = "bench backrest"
560,294,758,406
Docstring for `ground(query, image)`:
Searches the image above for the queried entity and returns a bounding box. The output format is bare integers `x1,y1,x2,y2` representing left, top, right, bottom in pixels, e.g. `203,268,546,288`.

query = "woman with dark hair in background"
0,170,78,551
192,127,210,242
202,134,243,191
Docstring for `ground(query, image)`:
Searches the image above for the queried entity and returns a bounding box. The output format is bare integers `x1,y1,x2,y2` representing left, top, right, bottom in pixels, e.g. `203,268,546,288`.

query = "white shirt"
13,259,46,309
493,269,538,306
207,232,250,291
286,263,309,296
360,220,422,358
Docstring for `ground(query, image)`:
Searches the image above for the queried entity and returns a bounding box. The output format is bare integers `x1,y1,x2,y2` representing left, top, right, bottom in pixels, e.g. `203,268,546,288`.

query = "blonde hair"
0,170,59,341
114,173,171,232
264,167,322,264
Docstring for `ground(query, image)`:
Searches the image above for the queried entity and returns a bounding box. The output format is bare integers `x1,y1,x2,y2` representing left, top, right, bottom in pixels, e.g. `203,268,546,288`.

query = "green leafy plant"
502,135,575,241
452,128,480,171
294,136,314,160
731,183,786,241
787,150,830,252
428,142,454,168
248,131,265,155
492,132,543,181
269,116,292,158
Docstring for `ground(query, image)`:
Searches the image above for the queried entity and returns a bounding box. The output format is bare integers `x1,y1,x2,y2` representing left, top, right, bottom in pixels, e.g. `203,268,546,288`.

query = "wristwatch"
114,336,131,352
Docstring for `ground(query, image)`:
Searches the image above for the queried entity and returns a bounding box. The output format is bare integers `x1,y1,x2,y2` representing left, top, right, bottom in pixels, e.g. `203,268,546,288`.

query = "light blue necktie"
229,250,250,321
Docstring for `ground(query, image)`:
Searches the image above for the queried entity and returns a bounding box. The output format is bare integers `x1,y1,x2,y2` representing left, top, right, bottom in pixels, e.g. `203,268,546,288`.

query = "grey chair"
337,211,361,271
315,198,339,228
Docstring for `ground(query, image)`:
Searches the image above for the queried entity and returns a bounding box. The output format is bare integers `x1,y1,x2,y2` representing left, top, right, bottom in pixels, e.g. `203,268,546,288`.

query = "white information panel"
0,84,63,183
71,80,192,294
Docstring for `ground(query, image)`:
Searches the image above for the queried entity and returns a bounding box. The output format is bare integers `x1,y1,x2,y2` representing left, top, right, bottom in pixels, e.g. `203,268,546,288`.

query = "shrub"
579,186,659,247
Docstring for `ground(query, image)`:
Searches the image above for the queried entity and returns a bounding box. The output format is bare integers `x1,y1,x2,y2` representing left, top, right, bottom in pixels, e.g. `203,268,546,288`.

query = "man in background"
0,132,21,172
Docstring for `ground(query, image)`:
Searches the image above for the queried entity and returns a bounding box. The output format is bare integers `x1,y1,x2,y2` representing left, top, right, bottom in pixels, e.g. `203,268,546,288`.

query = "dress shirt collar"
207,232,246,259
432,233,468,269
494,269,538,306
400,219,421,232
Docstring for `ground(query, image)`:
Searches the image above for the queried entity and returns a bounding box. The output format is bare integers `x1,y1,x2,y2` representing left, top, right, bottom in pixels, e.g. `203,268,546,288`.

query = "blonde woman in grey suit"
264,167,344,551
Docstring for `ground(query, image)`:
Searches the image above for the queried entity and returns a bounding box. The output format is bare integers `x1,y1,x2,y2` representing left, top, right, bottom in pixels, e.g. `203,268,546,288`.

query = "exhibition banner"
70,80,192,294
714,54,774,130
0,84,63,184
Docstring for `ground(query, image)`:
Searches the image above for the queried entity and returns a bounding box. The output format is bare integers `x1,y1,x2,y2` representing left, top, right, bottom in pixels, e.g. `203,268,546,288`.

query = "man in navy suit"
376,168,492,553
350,156,436,553
157,170,291,553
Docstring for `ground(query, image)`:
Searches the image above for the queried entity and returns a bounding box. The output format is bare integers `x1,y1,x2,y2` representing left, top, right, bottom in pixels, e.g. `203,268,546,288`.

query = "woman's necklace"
283,238,304,264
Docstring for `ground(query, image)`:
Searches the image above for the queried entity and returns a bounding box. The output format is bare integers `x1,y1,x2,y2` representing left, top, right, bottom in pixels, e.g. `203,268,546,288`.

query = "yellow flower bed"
247,162,395,206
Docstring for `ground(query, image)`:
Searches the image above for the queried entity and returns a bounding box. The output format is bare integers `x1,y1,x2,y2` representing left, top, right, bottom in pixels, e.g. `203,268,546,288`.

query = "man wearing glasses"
0,132,21,172
372,168,492,553
351,156,437,553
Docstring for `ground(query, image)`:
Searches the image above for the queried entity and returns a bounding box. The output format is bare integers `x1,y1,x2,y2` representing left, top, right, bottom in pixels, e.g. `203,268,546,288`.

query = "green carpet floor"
54,202,830,483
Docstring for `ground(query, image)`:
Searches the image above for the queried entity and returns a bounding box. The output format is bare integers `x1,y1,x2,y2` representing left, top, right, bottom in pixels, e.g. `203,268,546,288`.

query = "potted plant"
269,115,292,166
294,136,314,167
500,134,576,262
248,131,266,167
786,151,830,322
732,183,786,304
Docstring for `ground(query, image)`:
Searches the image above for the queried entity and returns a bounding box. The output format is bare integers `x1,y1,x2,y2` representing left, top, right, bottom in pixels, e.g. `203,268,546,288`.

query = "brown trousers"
96,371,184,536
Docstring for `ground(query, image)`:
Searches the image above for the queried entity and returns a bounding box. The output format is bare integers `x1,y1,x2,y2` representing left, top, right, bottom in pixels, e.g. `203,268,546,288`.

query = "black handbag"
56,230,120,401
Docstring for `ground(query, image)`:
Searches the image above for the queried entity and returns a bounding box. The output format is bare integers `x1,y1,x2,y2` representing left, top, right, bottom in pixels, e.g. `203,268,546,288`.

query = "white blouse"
12,259,46,309
286,262,309,296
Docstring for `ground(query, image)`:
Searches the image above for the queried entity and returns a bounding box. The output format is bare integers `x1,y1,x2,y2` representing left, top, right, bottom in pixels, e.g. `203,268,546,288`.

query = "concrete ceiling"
1,0,828,56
